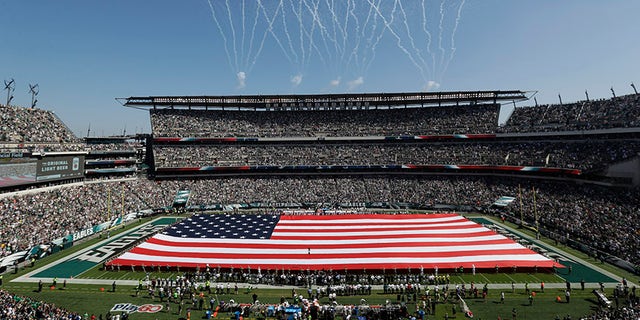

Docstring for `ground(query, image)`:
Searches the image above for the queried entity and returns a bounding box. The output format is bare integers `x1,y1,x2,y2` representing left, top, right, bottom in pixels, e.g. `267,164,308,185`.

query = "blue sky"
1,1,639,136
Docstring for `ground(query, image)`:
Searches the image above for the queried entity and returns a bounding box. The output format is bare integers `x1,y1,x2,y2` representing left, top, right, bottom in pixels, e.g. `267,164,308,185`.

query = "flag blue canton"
163,214,281,239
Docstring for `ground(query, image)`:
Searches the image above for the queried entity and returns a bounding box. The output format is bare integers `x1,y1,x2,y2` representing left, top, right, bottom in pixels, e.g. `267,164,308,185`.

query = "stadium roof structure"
118,90,529,111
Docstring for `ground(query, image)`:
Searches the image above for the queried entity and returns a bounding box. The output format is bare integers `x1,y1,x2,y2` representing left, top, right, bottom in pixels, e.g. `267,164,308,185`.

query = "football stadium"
2,90,639,319
2,2,640,320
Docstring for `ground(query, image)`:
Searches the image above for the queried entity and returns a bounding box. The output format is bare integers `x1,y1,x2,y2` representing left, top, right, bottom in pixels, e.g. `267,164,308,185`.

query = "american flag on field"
107,213,557,270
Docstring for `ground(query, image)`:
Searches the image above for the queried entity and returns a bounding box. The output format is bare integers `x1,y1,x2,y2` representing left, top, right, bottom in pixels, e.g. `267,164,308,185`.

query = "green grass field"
1,281,612,320
1,214,634,320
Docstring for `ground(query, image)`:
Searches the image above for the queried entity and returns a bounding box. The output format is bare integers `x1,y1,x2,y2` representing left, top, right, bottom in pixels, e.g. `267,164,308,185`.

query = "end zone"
11,217,180,285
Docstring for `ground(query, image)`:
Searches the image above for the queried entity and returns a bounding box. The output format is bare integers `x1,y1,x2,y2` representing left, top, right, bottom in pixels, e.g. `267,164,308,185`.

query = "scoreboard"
36,155,85,182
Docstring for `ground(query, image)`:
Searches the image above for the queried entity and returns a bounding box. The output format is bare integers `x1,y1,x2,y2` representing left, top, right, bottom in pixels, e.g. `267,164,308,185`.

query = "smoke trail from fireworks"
443,0,466,76
421,0,436,79
280,0,300,65
302,0,333,64
297,0,306,67
341,0,352,62
364,0,387,73
365,0,426,77
206,0,233,75
241,0,246,68
255,0,293,67
250,0,291,75
224,0,239,72
205,0,467,91
298,0,329,68
245,1,261,69
437,0,446,68
397,0,431,80
324,0,343,60
355,0,377,72
304,0,321,67
345,0,361,69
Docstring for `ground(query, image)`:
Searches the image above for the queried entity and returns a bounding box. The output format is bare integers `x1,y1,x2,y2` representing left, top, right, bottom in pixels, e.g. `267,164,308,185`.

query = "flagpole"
533,186,540,239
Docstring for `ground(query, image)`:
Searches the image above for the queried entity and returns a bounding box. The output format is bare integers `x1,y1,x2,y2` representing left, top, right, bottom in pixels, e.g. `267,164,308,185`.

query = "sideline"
485,216,636,288
11,216,178,285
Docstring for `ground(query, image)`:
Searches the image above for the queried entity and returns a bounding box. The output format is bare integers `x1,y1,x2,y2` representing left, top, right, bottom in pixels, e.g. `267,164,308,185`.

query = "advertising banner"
36,155,85,181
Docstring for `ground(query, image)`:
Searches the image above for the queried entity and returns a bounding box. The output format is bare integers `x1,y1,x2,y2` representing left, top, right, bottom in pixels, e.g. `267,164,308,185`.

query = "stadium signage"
36,155,84,182
492,196,516,207
75,224,166,263
110,303,162,313
0,152,26,159
73,227,94,241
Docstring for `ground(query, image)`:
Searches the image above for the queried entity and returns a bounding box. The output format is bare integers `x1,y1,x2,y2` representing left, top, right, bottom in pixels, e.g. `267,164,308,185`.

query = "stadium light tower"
632,83,638,95
29,83,39,108
3,78,15,107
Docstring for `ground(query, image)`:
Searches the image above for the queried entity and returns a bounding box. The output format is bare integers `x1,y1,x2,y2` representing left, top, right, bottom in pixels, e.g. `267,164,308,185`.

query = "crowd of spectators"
0,143,85,153
0,105,78,143
150,94,640,137
0,179,153,257
580,301,640,320
500,93,640,133
0,289,80,319
0,143,139,154
150,104,500,137
84,143,141,152
153,140,640,172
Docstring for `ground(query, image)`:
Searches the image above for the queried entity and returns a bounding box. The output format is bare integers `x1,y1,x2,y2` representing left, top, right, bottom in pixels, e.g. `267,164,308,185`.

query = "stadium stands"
0,289,80,319
153,140,640,173
0,179,152,257
580,298,640,319
84,140,142,179
500,93,640,133
0,105,78,143
150,104,500,137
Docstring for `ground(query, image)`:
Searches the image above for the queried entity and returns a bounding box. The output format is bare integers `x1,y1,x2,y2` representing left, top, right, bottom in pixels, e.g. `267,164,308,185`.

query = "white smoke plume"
347,76,364,91
291,74,303,87
425,80,440,91
236,71,247,89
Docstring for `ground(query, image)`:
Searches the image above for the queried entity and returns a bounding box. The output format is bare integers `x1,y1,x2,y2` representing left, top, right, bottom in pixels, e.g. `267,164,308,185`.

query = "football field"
2,214,636,319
